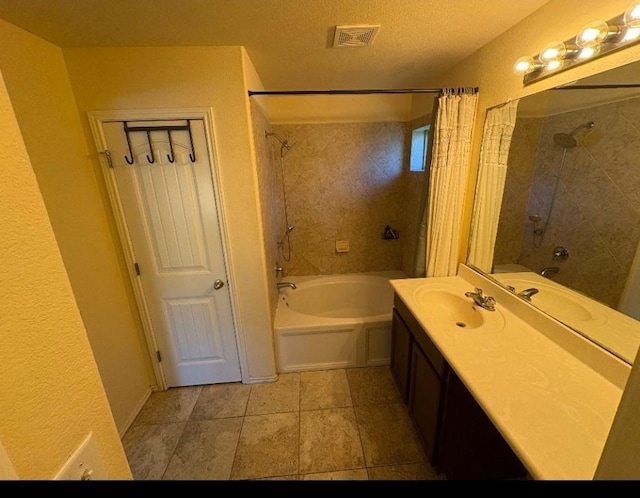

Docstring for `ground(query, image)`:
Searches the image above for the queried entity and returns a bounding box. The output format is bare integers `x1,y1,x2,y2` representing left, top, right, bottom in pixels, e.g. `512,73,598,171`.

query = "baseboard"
118,387,156,438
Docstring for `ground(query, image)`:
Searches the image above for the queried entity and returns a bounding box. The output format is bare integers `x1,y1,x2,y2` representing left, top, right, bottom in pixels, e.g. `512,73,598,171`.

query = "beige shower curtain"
421,89,478,278
467,100,519,273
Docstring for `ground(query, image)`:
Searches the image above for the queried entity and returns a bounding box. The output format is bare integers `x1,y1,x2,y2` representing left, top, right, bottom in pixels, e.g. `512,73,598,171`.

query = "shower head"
278,225,294,245
553,121,595,148
266,131,293,157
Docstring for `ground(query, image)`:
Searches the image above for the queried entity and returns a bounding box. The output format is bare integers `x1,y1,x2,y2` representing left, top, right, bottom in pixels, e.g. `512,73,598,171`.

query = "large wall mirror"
467,59,640,366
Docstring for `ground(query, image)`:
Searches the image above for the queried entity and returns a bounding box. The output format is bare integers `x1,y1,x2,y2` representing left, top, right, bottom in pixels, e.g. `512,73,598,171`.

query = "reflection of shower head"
266,131,293,157
553,121,595,148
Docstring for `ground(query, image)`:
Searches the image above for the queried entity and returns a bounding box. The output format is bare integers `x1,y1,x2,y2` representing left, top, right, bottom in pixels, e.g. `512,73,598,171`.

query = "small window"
409,125,430,172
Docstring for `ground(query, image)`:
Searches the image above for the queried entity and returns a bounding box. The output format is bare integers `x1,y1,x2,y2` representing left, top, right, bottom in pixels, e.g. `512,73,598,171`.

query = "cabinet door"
390,310,412,403
408,342,443,466
439,370,528,480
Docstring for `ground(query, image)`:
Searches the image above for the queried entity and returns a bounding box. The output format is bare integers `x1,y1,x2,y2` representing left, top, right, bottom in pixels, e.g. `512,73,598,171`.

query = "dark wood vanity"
390,294,528,480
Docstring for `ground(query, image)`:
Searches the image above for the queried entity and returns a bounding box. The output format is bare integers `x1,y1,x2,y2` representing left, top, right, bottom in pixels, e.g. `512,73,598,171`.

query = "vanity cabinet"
391,294,528,480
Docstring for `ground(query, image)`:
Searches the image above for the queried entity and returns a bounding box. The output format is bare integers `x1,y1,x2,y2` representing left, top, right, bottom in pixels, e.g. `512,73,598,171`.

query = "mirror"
467,59,640,366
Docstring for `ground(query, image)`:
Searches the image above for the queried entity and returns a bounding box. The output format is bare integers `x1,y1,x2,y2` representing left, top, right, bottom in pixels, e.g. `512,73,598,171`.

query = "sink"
500,278,608,326
413,286,506,331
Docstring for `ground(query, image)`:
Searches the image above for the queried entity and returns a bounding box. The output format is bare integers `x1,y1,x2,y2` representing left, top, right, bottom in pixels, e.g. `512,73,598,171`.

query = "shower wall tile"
250,100,279,319
271,122,408,276
507,96,640,309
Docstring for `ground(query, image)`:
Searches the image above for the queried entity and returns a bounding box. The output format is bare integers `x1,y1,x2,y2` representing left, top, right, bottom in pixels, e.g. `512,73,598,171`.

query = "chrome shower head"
278,225,294,245
553,121,595,148
266,131,293,157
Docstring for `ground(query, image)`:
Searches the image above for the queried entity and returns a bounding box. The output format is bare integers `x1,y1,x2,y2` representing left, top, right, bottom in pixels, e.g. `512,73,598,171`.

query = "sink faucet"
517,288,539,301
464,288,496,311
277,281,297,290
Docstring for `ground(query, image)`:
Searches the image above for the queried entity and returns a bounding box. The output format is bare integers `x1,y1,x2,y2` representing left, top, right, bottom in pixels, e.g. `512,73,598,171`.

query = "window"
409,125,430,172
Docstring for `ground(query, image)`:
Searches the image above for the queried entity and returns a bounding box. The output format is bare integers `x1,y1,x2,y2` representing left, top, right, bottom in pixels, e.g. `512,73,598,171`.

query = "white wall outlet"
54,432,107,480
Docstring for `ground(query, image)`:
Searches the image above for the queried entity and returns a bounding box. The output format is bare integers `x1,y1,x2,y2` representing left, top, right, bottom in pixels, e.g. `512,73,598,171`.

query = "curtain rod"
247,87,478,96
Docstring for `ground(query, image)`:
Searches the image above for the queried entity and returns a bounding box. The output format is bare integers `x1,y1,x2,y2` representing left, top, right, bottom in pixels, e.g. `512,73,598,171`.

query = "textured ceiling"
0,0,551,90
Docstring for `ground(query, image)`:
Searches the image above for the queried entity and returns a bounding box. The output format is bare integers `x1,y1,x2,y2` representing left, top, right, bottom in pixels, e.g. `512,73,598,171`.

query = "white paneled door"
93,111,241,388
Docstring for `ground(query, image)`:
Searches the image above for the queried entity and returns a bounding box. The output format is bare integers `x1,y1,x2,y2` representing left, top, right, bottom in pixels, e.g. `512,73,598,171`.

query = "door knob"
213,279,225,290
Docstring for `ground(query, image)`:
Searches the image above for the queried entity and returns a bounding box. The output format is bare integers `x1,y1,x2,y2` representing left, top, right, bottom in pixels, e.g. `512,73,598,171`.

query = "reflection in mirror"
467,59,640,365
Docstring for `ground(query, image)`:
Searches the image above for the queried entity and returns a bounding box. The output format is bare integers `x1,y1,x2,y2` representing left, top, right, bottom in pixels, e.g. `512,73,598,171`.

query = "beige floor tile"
355,403,426,467
122,422,186,480
367,462,441,480
134,386,202,425
346,366,402,406
299,407,365,474
300,468,369,480
190,383,250,420
300,369,352,410
230,412,299,480
245,372,300,415
163,418,243,480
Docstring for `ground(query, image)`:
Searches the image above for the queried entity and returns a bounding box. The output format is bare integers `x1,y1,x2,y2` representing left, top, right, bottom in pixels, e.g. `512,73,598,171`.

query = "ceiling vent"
332,25,380,48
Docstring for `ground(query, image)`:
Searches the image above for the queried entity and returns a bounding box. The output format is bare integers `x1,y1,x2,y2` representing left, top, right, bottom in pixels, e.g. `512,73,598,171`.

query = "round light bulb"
624,1,640,28
539,41,566,62
576,20,609,47
513,55,536,75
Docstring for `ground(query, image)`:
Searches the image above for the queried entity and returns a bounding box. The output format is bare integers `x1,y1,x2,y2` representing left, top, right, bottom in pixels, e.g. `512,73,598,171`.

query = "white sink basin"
501,278,608,326
413,285,506,331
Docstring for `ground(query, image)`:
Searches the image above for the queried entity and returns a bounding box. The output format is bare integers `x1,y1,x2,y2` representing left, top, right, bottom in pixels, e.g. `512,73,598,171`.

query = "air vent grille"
333,25,380,48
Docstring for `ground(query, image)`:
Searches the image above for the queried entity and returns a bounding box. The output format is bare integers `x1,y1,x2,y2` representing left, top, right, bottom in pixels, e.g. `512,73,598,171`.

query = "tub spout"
277,281,297,290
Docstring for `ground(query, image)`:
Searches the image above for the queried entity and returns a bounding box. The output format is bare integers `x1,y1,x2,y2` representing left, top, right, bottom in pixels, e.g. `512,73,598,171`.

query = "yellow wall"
0,19,155,433
424,0,640,477
0,69,131,479
63,46,278,382
268,94,413,124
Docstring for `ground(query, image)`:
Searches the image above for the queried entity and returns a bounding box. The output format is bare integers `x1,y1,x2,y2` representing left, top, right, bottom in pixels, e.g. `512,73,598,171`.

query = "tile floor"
121,365,444,481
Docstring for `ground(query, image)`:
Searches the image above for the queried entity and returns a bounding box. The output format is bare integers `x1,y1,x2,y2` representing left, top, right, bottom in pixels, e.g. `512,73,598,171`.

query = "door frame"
88,107,246,390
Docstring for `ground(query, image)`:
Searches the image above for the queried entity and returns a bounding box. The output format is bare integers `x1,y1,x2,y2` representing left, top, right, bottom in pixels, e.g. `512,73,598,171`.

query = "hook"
145,130,155,164
167,130,175,163
187,120,196,162
123,122,135,164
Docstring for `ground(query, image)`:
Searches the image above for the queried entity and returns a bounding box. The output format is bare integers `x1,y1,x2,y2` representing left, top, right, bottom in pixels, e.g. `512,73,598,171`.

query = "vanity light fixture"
515,1,640,85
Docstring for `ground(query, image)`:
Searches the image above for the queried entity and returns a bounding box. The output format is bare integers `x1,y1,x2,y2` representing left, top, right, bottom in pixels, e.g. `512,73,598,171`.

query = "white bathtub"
274,270,406,372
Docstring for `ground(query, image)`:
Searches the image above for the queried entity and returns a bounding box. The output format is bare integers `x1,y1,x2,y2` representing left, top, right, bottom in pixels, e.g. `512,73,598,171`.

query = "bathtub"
274,270,406,372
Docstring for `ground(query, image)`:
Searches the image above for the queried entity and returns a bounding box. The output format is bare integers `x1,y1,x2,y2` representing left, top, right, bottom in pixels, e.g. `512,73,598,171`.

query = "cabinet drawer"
394,295,446,377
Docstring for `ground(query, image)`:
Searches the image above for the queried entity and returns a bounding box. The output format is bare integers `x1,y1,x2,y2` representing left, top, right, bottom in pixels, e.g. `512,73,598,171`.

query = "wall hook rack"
121,120,199,165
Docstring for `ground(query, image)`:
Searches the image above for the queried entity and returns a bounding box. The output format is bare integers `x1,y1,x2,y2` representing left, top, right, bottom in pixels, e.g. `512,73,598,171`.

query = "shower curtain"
414,89,478,278
467,100,519,273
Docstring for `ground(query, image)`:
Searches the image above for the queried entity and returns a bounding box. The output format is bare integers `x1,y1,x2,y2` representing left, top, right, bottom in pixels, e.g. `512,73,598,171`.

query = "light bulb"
539,41,566,62
624,1,640,28
576,20,610,47
513,55,536,75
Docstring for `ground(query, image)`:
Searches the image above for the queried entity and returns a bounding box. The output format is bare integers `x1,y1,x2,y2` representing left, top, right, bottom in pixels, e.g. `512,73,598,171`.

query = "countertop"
390,265,630,480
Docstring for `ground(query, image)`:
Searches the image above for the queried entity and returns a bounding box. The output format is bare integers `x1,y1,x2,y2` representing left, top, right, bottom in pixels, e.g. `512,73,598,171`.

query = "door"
95,112,241,387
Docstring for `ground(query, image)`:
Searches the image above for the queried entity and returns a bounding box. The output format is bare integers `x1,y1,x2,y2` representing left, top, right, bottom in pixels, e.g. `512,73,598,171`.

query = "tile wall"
270,121,410,276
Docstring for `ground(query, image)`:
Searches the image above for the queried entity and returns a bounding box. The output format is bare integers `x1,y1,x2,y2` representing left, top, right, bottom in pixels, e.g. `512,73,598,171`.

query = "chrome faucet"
540,267,560,278
517,288,539,301
464,288,496,311
277,281,297,290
